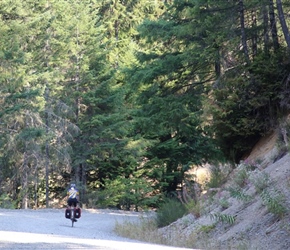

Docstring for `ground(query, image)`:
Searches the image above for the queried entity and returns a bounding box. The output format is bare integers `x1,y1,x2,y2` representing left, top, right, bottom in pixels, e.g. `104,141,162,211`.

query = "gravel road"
0,209,193,250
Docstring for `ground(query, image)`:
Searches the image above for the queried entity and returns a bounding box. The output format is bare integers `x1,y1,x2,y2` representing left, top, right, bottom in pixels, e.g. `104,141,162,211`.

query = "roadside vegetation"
115,133,290,249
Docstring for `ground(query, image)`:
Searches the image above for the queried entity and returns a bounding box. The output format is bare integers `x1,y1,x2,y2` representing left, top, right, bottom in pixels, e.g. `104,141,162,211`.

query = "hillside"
158,130,290,249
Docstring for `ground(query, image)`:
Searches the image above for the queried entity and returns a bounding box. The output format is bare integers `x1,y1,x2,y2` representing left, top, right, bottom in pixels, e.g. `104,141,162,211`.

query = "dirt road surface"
0,208,194,250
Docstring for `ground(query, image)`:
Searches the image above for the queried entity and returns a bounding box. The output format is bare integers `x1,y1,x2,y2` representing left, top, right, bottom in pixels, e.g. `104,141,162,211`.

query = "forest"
0,0,290,210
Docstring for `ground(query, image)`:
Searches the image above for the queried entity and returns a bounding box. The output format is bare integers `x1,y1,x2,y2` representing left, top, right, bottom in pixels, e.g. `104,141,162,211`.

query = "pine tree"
78,0,166,208
125,0,221,195
206,0,290,161
0,0,87,208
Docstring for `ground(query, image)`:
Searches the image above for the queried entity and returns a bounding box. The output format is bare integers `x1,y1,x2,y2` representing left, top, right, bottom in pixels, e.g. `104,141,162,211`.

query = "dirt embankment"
160,130,290,249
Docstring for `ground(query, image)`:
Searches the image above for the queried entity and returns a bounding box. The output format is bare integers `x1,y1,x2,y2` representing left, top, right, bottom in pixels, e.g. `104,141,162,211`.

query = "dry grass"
114,216,255,249
114,217,167,246
115,216,192,247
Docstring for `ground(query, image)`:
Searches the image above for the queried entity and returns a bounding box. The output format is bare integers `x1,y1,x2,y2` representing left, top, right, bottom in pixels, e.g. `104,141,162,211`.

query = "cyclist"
65,184,80,222
67,184,79,222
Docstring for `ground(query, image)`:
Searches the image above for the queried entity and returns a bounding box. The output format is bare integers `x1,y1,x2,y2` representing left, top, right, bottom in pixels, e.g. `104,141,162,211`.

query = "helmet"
70,183,76,188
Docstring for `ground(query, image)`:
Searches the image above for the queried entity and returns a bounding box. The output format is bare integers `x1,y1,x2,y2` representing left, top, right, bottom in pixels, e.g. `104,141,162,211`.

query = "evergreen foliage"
156,198,187,228
0,0,290,210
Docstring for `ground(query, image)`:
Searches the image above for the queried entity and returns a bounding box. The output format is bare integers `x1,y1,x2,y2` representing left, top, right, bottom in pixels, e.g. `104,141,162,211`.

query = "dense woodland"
0,0,290,210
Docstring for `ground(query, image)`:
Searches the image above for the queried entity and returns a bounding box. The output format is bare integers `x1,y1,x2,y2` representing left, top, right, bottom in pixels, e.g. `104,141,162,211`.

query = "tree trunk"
269,0,279,51
34,163,38,209
44,1,51,207
80,163,86,205
214,40,221,77
276,0,290,49
239,0,250,63
45,87,50,208
22,152,29,209
263,4,270,54
22,111,30,209
251,10,257,57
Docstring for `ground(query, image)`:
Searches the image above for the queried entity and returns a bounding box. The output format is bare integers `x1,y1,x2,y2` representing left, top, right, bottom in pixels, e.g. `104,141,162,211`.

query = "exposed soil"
159,130,290,249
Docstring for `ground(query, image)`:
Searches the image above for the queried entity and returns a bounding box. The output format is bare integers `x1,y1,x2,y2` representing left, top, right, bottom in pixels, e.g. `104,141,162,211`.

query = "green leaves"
210,212,236,225
260,189,287,218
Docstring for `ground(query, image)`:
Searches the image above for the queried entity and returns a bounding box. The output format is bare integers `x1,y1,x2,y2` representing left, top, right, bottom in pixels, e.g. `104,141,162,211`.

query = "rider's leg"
73,200,78,222
67,198,72,208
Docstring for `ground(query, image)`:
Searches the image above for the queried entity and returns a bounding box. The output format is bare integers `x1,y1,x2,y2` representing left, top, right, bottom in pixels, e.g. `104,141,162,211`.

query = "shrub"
219,197,230,210
210,212,236,225
156,198,187,228
206,165,226,188
250,172,271,193
0,194,16,209
89,177,159,210
227,186,252,203
184,199,204,218
177,184,204,218
233,168,249,188
260,189,286,218
198,224,216,234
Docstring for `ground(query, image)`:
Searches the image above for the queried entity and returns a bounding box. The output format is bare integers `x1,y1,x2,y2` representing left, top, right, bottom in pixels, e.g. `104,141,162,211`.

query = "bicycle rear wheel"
71,207,75,227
